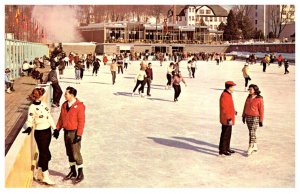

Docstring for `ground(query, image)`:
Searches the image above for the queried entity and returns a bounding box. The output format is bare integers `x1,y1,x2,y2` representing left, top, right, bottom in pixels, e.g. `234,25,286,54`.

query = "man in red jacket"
219,81,237,156
53,86,86,184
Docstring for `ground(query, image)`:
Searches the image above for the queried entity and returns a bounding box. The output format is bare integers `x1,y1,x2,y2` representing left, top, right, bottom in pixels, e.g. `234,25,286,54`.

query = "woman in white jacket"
22,87,56,185
132,66,147,97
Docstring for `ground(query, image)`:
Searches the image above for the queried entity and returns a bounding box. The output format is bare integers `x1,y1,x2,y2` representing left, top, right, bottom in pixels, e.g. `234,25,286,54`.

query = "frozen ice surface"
32,59,295,188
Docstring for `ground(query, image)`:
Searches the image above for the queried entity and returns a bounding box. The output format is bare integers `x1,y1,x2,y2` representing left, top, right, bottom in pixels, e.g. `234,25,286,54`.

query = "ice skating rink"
32,59,295,188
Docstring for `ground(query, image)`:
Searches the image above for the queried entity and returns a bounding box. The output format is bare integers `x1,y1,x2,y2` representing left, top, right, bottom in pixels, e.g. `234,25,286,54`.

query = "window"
291,5,295,9
179,16,182,21
255,20,258,24
214,17,217,22
189,8,191,12
189,16,191,21
214,25,218,29
210,25,213,29
192,16,195,21
200,9,204,14
205,17,208,21
206,10,211,14
256,5,258,9
210,17,213,22
220,17,223,22
255,12,258,17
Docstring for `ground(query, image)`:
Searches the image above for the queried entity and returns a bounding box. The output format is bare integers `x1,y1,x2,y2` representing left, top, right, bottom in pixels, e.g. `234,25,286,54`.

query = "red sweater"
242,95,264,122
220,90,236,125
56,99,86,136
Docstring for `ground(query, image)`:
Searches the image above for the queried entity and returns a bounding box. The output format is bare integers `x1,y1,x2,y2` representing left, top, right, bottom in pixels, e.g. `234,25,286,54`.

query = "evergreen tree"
236,11,254,39
218,22,226,31
223,10,240,41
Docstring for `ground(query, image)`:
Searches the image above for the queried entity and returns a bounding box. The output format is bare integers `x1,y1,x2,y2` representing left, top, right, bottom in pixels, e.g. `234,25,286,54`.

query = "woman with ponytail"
23,87,56,185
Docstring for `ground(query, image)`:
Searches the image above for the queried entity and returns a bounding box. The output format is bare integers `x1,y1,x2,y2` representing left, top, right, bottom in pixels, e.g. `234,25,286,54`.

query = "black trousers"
133,80,145,93
80,69,84,79
173,84,181,100
166,74,172,86
34,128,52,171
284,65,289,74
92,67,99,75
111,71,116,84
191,67,196,78
244,77,251,87
124,63,128,69
118,66,123,74
52,82,62,106
262,63,267,72
219,125,232,153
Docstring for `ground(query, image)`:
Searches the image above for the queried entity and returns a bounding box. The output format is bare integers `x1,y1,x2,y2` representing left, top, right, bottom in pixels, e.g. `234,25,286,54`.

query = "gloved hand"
242,117,246,124
227,119,232,125
53,129,60,139
22,127,32,135
259,122,263,127
73,135,82,144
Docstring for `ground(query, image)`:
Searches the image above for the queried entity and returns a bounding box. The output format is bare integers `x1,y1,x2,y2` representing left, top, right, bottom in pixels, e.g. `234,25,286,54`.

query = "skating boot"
6,88,12,94
35,167,43,181
247,143,255,156
42,170,55,185
73,168,84,184
253,143,258,152
64,165,77,180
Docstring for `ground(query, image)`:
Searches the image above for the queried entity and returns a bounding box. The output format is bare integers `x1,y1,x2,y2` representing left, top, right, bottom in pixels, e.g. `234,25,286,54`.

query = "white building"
168,5,228,31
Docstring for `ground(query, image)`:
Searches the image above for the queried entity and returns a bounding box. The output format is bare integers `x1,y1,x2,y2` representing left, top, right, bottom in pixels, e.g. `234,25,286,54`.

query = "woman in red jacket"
242,84,264,156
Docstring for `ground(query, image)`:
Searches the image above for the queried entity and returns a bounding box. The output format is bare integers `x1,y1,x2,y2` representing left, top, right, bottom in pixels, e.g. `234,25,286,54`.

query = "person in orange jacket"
219,81,237,156
53,86,86,184
242,84,264,156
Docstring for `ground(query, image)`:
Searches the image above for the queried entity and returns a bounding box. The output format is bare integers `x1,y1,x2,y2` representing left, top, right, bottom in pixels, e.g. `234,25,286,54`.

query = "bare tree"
269,5,294,38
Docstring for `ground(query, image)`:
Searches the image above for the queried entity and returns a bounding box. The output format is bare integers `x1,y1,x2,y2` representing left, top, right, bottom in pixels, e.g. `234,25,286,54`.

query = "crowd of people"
6,46,291,186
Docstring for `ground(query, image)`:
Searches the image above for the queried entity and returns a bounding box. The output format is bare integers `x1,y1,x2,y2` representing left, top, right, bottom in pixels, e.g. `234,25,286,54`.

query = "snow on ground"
32,59,295,188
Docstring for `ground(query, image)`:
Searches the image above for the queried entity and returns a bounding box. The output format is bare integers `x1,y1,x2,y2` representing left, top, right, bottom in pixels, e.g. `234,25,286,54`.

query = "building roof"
203,5,228,17
168,5,228,17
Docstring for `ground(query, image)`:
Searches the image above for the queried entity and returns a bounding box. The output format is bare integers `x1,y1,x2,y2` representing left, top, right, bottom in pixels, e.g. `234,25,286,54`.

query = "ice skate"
42,170,55,185
247,143,255,156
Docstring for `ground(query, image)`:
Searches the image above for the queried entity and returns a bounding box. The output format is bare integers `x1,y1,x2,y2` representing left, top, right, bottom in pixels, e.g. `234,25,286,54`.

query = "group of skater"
20,47,293,186
219,81,264,157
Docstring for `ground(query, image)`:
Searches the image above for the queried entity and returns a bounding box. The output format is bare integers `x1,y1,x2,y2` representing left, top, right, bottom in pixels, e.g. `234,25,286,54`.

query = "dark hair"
225,84,232,90
112,59,116,62
188,60,191,63
66,86,77,97
51,65,56,70
29,88,45,101
248,84,261,96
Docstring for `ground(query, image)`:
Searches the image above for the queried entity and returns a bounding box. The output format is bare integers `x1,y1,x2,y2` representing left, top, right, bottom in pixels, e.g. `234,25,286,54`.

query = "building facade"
78,5,229,44
246,5,295,39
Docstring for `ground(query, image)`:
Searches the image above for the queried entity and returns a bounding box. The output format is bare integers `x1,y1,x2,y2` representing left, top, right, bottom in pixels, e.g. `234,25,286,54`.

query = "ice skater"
242,63,251,91
284,59,290,74
172,71,187,102
242,84,264,156
132,66,147,97
165,62,175,89
219,81,237,156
